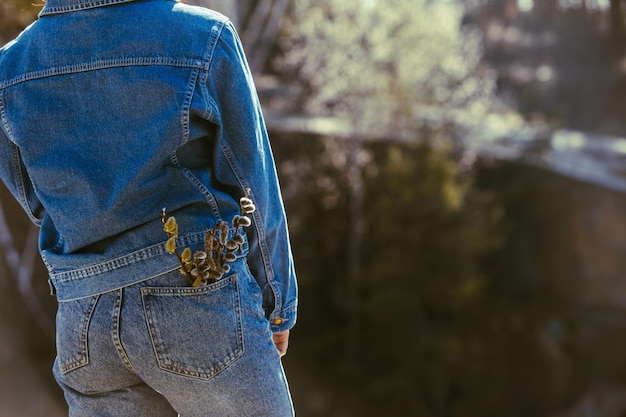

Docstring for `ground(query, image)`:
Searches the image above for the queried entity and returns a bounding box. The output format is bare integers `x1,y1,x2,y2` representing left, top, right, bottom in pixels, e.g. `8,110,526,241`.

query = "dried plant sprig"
161,208,194,284
161,188,256,287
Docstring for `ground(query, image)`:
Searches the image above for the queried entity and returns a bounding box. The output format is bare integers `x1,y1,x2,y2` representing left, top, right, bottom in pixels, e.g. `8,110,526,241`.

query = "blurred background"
2,0,626,416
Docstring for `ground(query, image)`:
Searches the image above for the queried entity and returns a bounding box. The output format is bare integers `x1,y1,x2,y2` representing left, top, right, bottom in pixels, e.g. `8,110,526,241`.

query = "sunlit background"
2,0,626,416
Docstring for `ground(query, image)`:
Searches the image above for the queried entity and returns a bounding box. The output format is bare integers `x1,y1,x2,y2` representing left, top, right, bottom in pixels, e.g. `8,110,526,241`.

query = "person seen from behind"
0,0,297,415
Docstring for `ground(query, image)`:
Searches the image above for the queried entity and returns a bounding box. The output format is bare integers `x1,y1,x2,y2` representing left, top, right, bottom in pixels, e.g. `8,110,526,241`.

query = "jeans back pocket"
141,274,243,380
56,295,99,374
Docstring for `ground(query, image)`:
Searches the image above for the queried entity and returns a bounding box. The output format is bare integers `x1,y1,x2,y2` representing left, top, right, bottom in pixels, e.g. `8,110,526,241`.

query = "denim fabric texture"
0,0,296,329
0,0,297,414
54,259,294,416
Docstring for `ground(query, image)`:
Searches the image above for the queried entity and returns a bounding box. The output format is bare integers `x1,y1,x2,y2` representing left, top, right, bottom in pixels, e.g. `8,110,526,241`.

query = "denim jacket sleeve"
0,125,43,225
202,21,297,332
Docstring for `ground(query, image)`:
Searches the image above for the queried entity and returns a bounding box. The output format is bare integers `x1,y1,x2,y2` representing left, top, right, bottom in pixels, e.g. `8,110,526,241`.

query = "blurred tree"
276,0,497,140
0,196,52,336
274,2,509,415
275,133,506,416
238,0,289,73
610,0,625,36
182,0,240,24
357,141,503,415
276,0,500,360
183,0,289,73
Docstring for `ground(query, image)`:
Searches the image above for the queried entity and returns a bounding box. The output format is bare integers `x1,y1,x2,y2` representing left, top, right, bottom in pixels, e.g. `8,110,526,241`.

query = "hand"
272,330,290,357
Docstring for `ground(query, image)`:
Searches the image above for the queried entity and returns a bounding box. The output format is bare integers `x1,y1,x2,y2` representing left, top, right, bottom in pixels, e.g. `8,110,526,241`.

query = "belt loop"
48,278,56,296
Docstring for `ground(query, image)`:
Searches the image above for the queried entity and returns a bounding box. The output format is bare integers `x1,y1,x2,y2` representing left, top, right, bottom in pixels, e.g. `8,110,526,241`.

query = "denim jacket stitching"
197,20,224,122
218,143,283,313
167,18,225,221
0,57,205,89
49,231,207,283
273,302,296,321
0,91,12,141
171,156,223,221
1,0,297,328
201,17,225,83
201,81,219,122
9,146,31,219
179,66,200,146
40,0,136,16
0,93,42,225
175,62,225,218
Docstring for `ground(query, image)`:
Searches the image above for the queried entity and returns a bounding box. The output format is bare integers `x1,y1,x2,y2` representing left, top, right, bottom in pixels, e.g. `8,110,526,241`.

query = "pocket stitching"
142,274,244,380
58,294,99,374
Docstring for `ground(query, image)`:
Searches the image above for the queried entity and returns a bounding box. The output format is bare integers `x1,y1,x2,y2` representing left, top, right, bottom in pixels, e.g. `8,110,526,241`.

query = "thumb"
272,330,290,357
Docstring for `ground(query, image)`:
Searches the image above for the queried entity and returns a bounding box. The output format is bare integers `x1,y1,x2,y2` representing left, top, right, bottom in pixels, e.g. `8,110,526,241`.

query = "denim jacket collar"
40,0,139,16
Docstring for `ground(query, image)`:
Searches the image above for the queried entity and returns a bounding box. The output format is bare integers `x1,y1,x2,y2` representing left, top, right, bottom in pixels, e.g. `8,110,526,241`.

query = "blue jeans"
53,259,294,416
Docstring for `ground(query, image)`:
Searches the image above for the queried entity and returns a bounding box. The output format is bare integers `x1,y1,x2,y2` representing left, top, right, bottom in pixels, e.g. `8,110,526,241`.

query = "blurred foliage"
276,132,506,416
277,132,623,416
0,0,509,414
272,1,585,416
4,1,624,416
276,0,498,140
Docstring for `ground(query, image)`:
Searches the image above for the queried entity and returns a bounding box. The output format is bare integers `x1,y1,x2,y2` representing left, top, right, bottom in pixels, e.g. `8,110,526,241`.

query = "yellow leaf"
163,217,178,235
165,237,177,254
181,247,192,263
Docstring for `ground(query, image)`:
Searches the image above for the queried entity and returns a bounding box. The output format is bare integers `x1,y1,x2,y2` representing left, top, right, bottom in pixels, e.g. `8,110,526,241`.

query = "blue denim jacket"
0,0,296,331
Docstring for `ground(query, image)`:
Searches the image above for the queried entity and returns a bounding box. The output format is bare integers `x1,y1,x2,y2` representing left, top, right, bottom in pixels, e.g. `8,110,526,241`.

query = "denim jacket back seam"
179,66,198,147
170,20,224,220
0,57,207,90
